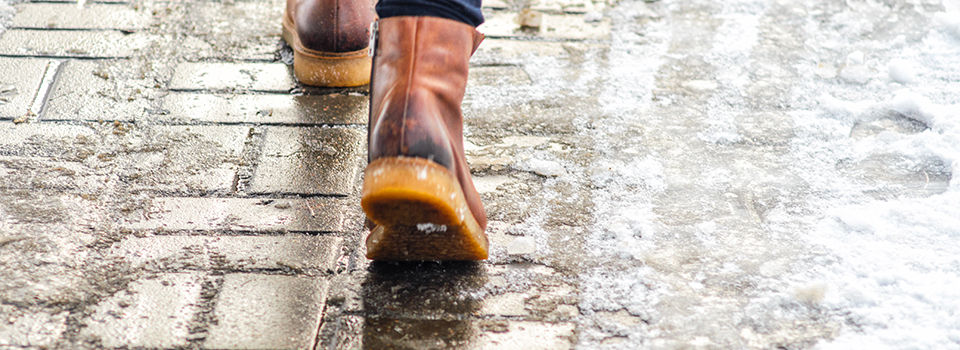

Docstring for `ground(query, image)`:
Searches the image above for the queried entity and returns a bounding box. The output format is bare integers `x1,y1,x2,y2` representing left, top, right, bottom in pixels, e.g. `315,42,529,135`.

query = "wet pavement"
2,0,960,348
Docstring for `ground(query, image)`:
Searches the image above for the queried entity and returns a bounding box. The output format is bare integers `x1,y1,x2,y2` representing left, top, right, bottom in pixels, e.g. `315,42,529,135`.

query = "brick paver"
115,235,343,272
169,63,294,92
250,126,365,196
10,3,150,30
42,59,159,122
0,122,95,158
203,274,328,349
160,93,368,125
128,197,357,233
81,273,204,348
0,30,154,58
0,58,46,119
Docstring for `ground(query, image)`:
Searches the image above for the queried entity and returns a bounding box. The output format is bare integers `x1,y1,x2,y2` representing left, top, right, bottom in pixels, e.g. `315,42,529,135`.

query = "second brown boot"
282,0,375,87
361,16,488,261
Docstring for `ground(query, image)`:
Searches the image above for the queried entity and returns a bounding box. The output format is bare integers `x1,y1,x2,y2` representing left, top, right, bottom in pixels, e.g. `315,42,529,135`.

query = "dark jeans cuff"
376,0,484,27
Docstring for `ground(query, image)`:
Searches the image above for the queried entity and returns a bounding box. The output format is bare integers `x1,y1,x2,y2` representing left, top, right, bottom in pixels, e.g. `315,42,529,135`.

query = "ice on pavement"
562,0,960,348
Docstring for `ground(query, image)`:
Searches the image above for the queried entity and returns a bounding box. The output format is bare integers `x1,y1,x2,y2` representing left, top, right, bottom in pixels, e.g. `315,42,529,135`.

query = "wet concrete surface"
2,0,959,348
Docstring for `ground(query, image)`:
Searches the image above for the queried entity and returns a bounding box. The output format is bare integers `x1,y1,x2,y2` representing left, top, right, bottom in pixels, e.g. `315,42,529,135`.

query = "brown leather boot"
281,0,375,87
361,16,488,261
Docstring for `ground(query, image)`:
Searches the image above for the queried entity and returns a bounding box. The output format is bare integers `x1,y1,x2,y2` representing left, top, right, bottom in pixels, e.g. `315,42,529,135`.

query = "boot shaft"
367,16,482,168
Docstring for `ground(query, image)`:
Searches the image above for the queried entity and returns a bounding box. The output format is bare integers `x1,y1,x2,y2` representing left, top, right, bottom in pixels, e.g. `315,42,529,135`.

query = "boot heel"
292,50,371,87
282,25,372,87
361,157,488,261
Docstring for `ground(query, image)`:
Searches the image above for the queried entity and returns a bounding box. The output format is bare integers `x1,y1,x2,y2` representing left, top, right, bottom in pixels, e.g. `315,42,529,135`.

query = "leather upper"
285,0,375,53
368,16,487,230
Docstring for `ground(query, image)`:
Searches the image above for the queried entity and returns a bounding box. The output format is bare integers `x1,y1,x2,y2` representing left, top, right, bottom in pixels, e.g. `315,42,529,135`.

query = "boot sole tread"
362,157,488,261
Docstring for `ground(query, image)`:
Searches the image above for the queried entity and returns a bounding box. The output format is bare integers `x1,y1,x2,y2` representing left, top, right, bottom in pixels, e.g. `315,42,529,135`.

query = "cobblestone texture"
0,0,605,346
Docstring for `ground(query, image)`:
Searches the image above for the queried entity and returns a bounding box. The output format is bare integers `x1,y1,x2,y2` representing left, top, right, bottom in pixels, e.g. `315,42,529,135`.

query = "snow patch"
585,0,960,347
580,266,659,318
809,70,960,349
839,65,872,85
887,59,916,84
506,236,536,256
518,158,566,177
934,10,960,40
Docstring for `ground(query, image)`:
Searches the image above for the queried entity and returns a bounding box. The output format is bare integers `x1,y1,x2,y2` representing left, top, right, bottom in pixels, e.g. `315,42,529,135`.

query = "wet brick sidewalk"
0,0,607,348
8,0,960,348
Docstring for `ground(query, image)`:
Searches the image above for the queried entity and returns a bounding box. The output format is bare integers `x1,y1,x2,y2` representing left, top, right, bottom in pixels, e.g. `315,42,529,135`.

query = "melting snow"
573,0,960,348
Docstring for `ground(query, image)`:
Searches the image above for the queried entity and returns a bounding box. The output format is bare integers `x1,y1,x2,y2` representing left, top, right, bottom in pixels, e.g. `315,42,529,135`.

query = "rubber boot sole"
361,157,488,261
281,17,371,87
